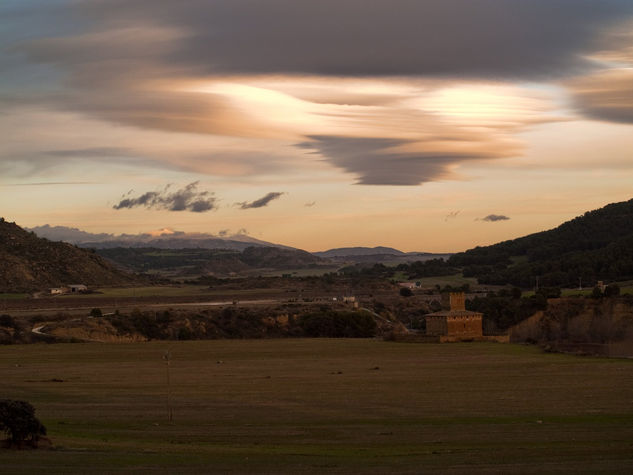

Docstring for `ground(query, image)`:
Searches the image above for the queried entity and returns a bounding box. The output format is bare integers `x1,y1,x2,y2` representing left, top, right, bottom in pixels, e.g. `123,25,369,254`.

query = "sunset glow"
2,1,633,252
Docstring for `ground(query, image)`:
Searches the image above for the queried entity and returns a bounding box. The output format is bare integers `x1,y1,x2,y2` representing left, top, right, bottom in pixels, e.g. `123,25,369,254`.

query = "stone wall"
446,314,483,339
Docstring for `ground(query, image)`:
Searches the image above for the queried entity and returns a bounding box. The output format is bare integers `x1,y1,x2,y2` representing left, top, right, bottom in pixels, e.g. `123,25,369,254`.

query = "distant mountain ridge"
314,246,407,257
314,246,446,265
0,219,140,292
28,224,295,251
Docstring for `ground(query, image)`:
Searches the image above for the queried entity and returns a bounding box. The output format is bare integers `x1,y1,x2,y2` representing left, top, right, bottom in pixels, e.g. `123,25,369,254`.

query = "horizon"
10,195,624,255
2,1,633,253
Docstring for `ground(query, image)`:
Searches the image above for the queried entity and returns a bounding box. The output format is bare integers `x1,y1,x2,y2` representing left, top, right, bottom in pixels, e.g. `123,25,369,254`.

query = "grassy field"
521,285,633,298
259,266,341,277
2,340,633,473
65,286,211,298
0,293,29,300
60,286,289,299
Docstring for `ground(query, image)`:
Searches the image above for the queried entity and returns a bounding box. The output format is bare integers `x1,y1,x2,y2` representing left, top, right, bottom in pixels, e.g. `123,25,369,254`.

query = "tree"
399,287,413,297
604,283,621,297
536,287,561,299
0,399,46,447
89,308,103,318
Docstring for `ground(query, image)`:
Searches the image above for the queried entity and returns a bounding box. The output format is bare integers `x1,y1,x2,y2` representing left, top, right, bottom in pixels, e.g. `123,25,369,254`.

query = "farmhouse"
68,284,87,293
425,292,483,342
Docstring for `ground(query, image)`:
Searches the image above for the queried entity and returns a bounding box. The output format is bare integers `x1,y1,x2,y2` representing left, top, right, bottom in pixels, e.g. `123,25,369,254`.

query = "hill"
449,198,633,287
96,246,329,277
314,247,446,266
0,219,141,292
315,246,406,258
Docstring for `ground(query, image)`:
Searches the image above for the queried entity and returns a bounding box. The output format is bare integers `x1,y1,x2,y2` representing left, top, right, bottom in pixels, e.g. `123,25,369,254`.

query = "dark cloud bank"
76,0,633,79
238,192,285,209
6,0,633,188
299,136,463,185
480,214,510,222
113,184,286,213
113,182,217,213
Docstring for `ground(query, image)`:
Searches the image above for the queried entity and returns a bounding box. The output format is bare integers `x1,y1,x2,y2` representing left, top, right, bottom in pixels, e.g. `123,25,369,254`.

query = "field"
68,286,287,299
0,293,29,300
522,284,633,298
408,273,478,289
1,341,633,474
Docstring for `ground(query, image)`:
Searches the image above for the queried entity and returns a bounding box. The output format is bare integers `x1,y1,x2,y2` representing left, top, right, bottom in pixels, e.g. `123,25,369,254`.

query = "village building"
425,292,483,342
68,284,88,293
49,287,65,295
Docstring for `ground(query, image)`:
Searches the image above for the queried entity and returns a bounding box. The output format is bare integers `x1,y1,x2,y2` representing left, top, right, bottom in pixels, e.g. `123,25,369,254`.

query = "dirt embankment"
510,297,633,357
40,318,148,343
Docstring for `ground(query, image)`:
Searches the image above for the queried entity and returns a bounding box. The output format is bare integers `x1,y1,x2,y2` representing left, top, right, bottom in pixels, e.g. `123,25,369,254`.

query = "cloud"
218,228,249,237
480,214,510,222
46,147,135,159
113,182,217,212
0,107,298,180
445,211,461,222
299,136,487,186
568,69,633,124
238,192,285,209
3,181,98,186
3,0,632,189
563,26,633,124
68,0,633,79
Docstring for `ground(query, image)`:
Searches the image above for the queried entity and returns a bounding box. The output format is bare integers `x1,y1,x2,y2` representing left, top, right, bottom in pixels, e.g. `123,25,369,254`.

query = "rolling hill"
95,246,329,277
449,198,633,287
314,246,407,258
0,219,141,292
314,247,447,265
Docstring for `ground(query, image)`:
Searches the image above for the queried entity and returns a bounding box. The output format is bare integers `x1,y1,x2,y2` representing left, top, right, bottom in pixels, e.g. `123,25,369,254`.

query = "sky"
2,0,633,252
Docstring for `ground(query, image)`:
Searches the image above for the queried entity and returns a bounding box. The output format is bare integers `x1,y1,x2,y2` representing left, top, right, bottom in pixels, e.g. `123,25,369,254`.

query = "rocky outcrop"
509,297,633,356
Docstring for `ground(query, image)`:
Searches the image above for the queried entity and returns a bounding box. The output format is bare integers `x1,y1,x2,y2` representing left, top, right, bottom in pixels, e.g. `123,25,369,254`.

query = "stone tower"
449,292,466,311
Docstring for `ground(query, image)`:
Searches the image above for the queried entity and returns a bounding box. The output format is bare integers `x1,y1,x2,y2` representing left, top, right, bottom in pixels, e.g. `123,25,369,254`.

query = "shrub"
89,308,102,318
536,287,562,299
0,399,46,447
591,286,603,299
0,315,16,328
604,283,621,297
299,311,376,338
399,287,413,297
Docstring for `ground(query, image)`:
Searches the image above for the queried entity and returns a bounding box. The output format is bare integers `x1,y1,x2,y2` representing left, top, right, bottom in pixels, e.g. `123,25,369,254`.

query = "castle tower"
449,292,466,311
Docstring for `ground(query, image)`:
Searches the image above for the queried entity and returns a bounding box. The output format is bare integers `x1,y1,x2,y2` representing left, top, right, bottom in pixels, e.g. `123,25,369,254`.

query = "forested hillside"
96,246,328,276
449,199,633,287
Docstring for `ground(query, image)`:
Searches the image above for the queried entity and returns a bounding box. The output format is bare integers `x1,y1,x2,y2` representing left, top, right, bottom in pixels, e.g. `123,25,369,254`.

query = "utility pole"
163,349,173,423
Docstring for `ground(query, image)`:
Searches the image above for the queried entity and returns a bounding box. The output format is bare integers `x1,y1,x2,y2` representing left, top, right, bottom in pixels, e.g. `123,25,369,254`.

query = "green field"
64,286,211,298
259,266,341,277
521,285,633,298
2,340,633,473
60,286,287,299
0,293,29,300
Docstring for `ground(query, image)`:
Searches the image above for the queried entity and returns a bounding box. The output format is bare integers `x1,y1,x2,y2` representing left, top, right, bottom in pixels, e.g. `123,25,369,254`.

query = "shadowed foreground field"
1,340,633,473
